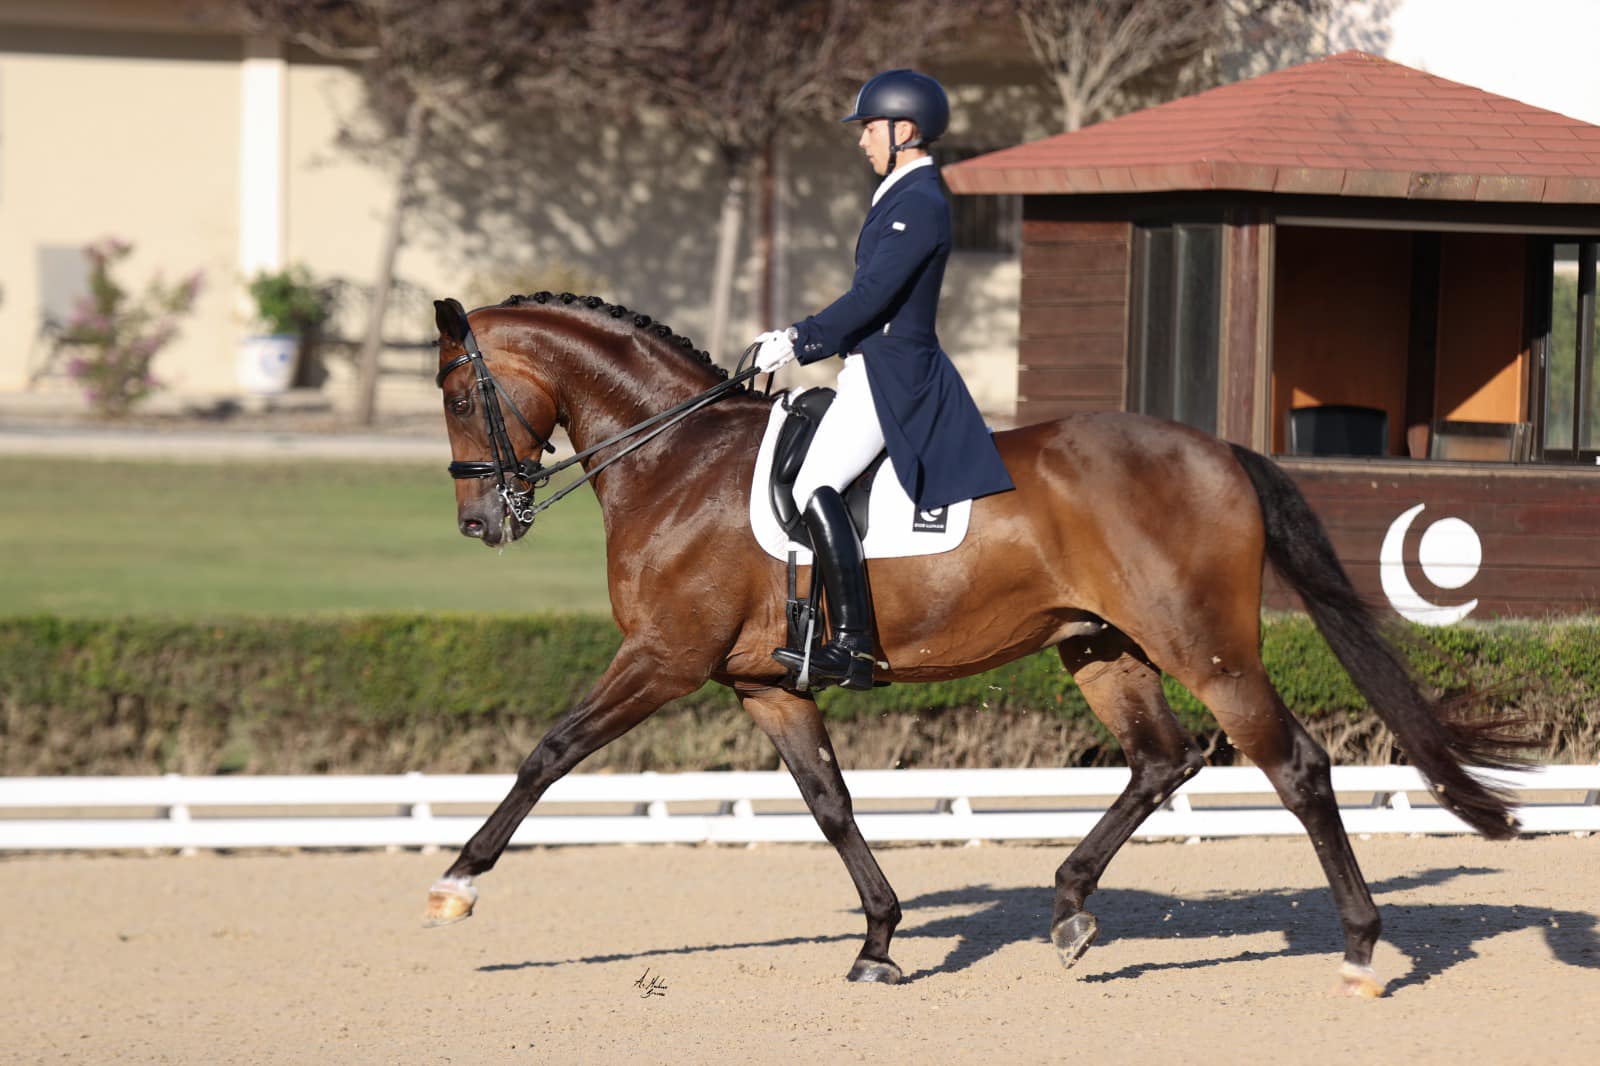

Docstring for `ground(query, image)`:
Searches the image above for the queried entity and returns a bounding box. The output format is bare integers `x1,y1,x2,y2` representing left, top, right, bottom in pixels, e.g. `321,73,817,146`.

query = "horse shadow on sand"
478,865,1599,992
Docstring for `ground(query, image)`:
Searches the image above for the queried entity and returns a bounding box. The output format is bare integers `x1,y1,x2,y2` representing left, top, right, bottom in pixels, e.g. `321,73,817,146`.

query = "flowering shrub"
54,238,203,417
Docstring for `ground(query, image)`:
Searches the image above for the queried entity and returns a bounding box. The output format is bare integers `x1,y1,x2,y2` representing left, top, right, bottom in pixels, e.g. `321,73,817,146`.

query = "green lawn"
0,460,612,617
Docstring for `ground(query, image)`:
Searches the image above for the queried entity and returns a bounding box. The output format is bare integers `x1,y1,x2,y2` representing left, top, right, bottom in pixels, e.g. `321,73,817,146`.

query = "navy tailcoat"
791,164,1014,512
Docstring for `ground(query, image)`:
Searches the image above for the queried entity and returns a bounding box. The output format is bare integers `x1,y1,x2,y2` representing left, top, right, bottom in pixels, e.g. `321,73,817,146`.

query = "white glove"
753,327,796,373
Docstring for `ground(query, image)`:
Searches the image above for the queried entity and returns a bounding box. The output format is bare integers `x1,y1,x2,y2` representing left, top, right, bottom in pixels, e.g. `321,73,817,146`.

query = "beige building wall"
0,21,243,394
1,6,1044,418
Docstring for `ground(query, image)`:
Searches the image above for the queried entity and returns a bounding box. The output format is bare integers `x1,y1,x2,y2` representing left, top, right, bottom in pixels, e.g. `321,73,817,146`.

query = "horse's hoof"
1051,911,1099,970
423,877,478,927
1338,961,1385,999
846,957,903,984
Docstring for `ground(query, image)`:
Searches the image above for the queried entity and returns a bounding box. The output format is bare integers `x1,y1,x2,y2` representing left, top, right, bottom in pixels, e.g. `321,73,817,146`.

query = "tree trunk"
757,138,776,329
706,154,747,367
1056,73,1085,132
355,96,430,427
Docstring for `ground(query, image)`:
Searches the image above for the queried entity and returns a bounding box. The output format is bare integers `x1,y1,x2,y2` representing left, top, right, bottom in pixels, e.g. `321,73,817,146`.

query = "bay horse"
421,291,1521,997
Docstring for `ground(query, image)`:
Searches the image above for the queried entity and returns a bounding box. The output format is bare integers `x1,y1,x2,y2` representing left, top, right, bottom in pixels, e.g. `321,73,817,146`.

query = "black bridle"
435,318,558,524
436,308,763,527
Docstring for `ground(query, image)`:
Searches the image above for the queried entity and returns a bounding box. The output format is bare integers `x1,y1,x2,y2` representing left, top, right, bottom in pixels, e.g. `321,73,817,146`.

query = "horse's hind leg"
1183,666,1384,997
738,684,903,983
1051,632,1205,969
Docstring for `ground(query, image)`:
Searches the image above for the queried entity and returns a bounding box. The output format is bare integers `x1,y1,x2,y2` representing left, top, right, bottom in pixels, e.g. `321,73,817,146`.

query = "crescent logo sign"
1378,504,1482,625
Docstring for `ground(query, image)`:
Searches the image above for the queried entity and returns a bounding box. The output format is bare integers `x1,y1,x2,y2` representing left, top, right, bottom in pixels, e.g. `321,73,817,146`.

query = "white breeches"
792,354,886,507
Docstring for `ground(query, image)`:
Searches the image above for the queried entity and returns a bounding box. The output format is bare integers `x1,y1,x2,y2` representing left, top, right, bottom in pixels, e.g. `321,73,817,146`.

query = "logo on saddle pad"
749,396,972,563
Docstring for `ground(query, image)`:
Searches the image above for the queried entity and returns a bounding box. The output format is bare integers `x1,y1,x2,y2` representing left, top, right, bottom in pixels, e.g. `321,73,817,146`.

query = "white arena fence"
0,765,1596,852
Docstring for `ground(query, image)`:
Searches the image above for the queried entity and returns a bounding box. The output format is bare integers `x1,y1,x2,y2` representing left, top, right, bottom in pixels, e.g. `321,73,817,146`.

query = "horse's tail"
1226,443,1523,840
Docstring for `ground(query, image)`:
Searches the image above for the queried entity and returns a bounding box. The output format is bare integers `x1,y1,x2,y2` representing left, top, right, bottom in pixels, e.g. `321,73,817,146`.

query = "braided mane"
497,291,730,382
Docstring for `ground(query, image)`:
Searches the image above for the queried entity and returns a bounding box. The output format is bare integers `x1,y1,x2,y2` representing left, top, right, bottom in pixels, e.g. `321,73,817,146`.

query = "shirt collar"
871,155,935,207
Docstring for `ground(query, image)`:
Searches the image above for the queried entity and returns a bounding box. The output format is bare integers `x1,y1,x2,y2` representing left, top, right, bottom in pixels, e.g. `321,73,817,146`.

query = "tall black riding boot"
772,486,877,691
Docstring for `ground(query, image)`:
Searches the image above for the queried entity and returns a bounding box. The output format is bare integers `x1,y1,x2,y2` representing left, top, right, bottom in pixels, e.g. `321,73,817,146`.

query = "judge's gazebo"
947,51,1600,622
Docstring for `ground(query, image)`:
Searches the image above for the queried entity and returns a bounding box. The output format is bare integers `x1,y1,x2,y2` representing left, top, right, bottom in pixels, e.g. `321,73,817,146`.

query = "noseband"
435,320,558,524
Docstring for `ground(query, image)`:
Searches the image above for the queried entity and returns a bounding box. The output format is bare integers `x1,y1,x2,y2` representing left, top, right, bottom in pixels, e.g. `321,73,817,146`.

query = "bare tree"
236,0,584,424
1223,0,1399,81
1013,0,1332,131
583,0,984,363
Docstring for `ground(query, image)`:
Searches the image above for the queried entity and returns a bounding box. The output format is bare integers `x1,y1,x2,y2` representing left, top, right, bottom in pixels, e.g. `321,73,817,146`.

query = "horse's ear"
434,298,469,344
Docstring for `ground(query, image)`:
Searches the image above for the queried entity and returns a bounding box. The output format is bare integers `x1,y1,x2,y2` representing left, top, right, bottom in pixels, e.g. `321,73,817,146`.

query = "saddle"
750,388,974,690
768,387,885,549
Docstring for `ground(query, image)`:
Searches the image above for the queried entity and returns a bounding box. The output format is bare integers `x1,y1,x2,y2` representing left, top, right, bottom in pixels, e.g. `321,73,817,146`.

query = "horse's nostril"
461,518,485,538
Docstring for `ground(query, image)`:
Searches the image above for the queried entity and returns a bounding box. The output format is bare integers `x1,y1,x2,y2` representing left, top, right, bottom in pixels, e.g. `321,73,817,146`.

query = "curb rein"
436,316,764,526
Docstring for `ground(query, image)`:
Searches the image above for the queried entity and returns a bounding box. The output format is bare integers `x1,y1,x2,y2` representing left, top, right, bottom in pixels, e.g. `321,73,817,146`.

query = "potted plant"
242,265,334,394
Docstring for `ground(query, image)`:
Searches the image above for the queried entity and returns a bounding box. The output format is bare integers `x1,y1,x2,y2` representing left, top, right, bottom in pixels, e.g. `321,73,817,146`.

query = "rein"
437,313,762,525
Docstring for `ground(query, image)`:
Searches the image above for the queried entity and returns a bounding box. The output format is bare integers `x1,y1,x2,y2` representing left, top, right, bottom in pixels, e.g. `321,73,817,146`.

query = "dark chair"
1285,405,1389,457
1428,419,1531,462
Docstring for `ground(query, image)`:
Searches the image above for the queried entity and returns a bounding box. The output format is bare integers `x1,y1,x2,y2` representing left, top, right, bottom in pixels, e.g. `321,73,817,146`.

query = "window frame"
1260,215,1600,467
1534,237,1600,465
1128,219,1223,435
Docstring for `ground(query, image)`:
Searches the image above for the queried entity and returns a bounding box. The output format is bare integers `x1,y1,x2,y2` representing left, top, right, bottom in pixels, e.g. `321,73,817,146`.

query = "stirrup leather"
774,486,880,692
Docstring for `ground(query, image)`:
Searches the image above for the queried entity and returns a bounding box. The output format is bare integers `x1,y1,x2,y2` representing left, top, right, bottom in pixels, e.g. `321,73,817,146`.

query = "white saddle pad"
748,398,971,564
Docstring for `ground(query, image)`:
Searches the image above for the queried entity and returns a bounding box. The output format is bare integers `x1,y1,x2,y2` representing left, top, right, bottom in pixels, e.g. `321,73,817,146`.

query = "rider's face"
857,118,917,176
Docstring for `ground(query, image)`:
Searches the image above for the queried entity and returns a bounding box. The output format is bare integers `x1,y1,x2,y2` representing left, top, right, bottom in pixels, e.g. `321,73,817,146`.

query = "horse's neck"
548,337,752,517
555,339,721,454
576,395,766,531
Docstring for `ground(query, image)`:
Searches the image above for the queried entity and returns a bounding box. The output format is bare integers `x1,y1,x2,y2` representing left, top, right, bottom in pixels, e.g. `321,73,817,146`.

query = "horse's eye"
450,395,471,416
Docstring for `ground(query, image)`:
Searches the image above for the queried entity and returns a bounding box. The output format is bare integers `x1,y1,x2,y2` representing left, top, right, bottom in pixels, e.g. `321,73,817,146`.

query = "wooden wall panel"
1017,202,1131,425
1264,459,1600,618
1022,217,1130,244
1025,302,1128,336
1021,273,1128,304
1018,337,1123,368
1435,233,1528,422
1217,217,1271,449
1018,366,1125,400
1022,242,1131,275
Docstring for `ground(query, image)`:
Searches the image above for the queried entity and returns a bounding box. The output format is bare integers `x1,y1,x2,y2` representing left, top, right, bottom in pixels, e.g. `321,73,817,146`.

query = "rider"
752,69,1014,691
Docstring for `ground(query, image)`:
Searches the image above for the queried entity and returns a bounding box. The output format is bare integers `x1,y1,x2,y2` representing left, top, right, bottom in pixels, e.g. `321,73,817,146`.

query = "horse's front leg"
423,645,701,925
738,684,903,983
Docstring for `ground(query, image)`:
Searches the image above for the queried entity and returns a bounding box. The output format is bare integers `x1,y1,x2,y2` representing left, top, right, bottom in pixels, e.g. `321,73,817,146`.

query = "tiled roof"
944,51,1600,204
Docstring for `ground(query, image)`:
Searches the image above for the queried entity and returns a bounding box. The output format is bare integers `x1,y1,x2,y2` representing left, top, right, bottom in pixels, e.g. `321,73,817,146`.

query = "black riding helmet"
841,69,949,171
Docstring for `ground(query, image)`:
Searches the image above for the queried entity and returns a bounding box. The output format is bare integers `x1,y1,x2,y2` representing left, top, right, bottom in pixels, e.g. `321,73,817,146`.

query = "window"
1271,225,1543,463
934,146,1019,254
1542,242,1600,462
863,147,1020,253
26,244,92,384
1129,222,1221,435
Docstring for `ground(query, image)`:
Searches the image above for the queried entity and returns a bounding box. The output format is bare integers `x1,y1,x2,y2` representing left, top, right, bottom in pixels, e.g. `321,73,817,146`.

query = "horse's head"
434,298,559,547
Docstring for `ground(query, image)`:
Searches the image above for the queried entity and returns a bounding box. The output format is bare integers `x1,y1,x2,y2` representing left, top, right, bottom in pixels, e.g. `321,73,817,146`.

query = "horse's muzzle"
458,501,529,547
458,497,505,546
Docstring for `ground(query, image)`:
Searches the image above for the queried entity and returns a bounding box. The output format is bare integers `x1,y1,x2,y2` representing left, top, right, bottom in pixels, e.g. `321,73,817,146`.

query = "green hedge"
0,614,623,722
1,613,1594,772
822,613,1597,733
